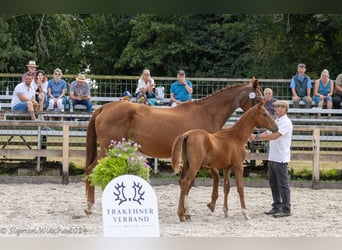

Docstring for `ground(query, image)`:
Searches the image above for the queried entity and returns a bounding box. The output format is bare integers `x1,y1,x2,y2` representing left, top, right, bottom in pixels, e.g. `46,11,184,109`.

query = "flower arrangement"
88,138,151,190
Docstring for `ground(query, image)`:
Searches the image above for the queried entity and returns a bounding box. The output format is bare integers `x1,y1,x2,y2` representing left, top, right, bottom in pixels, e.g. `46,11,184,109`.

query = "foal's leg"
178,162,192,220
234,165,250,220
207,168,220,212
222,168,231,217
177,166,199,222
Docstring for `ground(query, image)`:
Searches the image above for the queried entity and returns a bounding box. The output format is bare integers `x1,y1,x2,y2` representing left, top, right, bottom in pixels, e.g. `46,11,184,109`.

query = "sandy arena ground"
0,182,341,237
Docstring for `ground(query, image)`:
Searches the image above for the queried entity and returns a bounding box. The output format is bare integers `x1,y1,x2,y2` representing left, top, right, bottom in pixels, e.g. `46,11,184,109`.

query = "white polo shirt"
11,82,36,108
268,114,293,163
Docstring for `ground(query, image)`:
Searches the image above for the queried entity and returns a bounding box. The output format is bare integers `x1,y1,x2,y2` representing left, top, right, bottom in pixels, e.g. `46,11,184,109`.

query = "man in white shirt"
11,72,38,120
250,100,293,217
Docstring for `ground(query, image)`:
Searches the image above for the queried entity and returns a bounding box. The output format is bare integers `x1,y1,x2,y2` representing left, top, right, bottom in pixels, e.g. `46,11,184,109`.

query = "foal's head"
252,100,278,132
239,77,264,112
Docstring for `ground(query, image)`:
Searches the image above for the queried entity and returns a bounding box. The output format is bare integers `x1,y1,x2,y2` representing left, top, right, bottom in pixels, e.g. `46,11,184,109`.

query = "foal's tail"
171,134,188,174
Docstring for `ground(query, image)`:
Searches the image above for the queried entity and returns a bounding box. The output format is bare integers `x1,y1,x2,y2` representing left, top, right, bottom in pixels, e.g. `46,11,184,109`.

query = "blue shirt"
48,79,67,98
170,80,192,102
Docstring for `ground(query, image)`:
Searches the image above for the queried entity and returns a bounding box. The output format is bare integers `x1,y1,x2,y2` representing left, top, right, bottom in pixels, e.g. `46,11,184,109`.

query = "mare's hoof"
84,208,93,215
207,203,215,213
185,214,191,220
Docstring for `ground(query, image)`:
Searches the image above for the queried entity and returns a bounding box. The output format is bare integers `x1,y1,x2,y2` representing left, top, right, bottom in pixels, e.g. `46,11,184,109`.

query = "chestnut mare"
171,100,278,222
84,78,263,214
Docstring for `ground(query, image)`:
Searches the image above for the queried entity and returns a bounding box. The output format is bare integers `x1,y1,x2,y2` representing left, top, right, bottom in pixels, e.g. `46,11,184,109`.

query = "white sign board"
102,174,160,237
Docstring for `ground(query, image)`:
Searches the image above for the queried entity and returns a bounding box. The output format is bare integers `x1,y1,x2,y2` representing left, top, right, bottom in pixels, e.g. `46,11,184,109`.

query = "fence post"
36,125,41,172
62,124,70,184
312,128,320,189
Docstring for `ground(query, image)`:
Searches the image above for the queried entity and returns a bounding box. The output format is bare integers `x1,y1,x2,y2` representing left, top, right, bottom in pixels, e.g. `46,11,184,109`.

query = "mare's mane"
191,82,250,103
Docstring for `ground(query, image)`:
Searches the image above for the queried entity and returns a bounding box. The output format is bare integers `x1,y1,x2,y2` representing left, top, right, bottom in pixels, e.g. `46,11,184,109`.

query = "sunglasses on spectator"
54,73,61,75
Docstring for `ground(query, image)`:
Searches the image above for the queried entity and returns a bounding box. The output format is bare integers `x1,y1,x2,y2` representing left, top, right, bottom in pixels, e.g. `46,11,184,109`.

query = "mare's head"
239,77,263,112
249,100,278,133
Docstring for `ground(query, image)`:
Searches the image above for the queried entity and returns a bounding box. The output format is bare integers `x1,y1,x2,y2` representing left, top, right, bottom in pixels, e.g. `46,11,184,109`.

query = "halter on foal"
171,100,278,222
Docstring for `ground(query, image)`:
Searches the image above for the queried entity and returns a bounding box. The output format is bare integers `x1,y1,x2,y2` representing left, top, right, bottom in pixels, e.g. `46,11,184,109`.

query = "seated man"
11,72,38,120
289,63,312,108
69,73,92,113
170,69,193,107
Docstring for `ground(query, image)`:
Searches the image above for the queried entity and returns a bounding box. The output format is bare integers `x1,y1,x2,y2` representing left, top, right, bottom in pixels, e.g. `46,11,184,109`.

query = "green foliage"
290,168,342,181
291,168,312,180
89,138,151,190
1,14,342,78
196,168,212,178
320,169,342,181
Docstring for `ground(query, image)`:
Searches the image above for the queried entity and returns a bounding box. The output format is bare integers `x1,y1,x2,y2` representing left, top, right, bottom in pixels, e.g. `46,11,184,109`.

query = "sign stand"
102,175,160,237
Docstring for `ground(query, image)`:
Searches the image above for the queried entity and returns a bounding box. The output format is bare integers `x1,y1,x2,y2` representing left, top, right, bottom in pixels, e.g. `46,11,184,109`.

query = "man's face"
24,75,32,85
28,66,36,73
298,67,306,75
177,73,185,83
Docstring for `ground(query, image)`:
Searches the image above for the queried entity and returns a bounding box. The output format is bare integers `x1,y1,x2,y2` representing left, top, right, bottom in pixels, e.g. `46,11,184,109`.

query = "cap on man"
76,73,86,82
272,100,289,110
177,70,185,75
26,60,38,68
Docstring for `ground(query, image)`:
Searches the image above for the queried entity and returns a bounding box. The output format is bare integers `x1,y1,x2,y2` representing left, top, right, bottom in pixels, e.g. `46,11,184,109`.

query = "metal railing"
0,73,295,101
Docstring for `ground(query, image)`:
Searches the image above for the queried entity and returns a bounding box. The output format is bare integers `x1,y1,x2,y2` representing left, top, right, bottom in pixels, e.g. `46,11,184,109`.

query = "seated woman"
313,69,334,113
31,69,48,112
135,69,155,100
47,68,67,111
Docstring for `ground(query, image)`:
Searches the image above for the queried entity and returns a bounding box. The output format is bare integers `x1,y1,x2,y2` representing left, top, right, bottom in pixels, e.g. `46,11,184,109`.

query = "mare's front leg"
207,168,220,212
234,165,250,220
222,168,231,217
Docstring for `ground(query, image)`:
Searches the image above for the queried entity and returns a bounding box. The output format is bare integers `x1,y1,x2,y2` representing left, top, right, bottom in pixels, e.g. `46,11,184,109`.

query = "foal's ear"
259,99,265,106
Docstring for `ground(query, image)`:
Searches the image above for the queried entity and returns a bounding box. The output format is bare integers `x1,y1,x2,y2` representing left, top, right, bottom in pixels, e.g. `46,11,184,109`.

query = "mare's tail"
85,107,101,173
171,134,188,174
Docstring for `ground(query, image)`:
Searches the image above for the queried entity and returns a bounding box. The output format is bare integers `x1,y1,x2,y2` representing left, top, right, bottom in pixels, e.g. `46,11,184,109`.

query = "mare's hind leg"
222,168,231,217
234,165,250,220
207,168,220,212
84,157,101,215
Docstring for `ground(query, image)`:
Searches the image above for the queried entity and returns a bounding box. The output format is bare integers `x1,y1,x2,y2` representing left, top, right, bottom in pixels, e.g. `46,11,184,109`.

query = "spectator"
32,70,48,112
22,60,38,82
263,88,277,116
170,70,193,107
69,73,92,113
11,72,38,120
289,63,312,108
135,69,155,99
250,100,293,218
313,69,334,113
332,73,342,109
47,68,67,111
257,87,277,167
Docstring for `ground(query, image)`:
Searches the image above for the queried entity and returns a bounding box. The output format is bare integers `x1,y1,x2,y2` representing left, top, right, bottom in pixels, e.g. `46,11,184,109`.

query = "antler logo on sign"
102,175,160,237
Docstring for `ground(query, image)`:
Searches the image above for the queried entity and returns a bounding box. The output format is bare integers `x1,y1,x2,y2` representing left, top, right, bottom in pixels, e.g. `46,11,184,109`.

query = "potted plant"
88,138,151,190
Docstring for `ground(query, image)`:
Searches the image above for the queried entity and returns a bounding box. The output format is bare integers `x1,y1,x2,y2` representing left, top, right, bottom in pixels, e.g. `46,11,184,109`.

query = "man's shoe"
264,209,280,215
272,211,291,218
